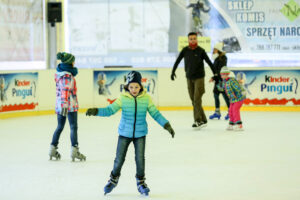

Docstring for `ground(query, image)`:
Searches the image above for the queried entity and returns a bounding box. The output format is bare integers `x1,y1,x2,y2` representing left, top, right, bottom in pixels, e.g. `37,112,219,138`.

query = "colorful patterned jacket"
217,77,246,103
55,72,79,114
97,90,168,138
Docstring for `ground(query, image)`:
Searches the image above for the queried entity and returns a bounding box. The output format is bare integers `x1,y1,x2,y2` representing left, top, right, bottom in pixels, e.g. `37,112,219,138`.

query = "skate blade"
139,193,149,197
234,129,244,131
193,125,207,130
49,156,60,161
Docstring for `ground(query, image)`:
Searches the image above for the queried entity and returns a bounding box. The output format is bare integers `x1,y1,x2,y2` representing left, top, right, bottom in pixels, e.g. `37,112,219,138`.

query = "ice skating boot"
226,122,234,131
192,121,201,128
192,121,207,129
70,146,86,162
226,125,234,131
209,112,221,120
224,113,230,120
234,124,244,131
49,145,61,160
104,173,119,195
136,176,150,196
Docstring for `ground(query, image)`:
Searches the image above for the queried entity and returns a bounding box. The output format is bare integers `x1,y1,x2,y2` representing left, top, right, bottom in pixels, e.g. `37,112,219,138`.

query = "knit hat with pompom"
57,52,75,65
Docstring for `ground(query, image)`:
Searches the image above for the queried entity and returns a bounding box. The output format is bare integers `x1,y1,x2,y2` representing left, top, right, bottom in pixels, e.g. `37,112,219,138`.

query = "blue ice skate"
104,173,119,195
136,177,150,196
224,113,229,120
209,112,221,120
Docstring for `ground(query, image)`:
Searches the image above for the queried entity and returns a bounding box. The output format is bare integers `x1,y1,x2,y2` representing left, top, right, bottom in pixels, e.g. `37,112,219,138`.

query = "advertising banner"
93,70,158,107
68,0,300,68
0,72,38,112
232,69,300,105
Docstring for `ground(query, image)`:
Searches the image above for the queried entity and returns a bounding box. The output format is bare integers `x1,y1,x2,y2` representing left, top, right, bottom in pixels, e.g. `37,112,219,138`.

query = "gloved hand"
86,108,98,116
164,122,175,138
60,107,68,117
171,73,176,81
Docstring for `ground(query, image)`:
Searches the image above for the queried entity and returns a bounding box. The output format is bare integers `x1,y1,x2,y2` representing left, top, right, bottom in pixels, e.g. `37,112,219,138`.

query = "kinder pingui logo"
261,75,298,95
281,0,300,21
12,79,36,99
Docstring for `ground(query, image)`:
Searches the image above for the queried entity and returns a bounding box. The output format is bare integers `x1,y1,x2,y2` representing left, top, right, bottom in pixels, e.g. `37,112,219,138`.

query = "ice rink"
0,110,300,200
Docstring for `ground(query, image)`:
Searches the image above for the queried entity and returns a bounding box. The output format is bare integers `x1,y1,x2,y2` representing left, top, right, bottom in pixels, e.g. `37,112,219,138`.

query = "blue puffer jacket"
97,90,168,138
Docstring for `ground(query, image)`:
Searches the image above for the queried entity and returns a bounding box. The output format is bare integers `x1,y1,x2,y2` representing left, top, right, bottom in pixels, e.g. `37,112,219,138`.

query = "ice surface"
0,111,300,200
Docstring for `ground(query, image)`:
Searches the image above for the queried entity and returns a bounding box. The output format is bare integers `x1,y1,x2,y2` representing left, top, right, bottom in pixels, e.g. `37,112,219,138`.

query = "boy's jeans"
112,135,146,179
51,112,78,147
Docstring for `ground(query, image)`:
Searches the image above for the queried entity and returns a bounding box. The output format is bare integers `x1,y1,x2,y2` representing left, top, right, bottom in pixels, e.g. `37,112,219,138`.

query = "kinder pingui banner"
93,70,158,106
0,73,38,112
232,69,300,105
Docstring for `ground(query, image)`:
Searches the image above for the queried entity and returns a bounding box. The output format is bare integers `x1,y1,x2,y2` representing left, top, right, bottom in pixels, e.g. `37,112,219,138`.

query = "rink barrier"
1,106,300,119
1,67,300,119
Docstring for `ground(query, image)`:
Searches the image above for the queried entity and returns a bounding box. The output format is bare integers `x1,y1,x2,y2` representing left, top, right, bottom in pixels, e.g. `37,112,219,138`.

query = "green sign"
280,0,300,21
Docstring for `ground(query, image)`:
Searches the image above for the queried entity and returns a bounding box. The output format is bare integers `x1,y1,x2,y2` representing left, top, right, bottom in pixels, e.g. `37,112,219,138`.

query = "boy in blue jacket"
86,71,175,196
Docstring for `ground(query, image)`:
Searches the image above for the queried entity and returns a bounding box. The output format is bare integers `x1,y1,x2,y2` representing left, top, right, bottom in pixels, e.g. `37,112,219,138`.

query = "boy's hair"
188,32,197,37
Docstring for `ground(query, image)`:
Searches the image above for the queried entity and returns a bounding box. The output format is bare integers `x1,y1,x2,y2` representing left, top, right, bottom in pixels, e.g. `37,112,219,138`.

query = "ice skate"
209,112,221,120
49,145,61,160
224,113,230,120
104,173,119,195
70,146,86,162
234,124,244,131
226,124,234,131
136,177,150,196
192,121,201,128
192,121,207,129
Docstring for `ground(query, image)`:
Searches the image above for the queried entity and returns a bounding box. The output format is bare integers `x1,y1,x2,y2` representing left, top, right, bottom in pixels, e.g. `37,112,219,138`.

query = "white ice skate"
71,146,86,162
234,124,244,131
226,125,234,131
49,145,61,160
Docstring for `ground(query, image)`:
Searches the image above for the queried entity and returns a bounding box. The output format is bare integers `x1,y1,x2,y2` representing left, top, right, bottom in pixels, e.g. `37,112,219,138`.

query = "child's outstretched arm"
86,97,122,117
147,96,175,138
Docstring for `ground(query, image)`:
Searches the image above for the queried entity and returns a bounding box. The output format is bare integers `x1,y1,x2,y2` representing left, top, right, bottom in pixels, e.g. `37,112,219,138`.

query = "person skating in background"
218,67,246,131
49,52,86,161
209,42,230,120
186,0,211,35
171,32,217,129
86,71,175,196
